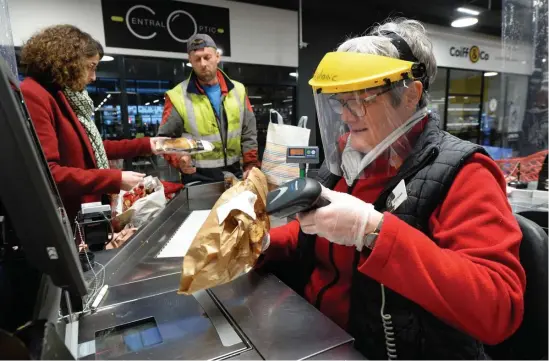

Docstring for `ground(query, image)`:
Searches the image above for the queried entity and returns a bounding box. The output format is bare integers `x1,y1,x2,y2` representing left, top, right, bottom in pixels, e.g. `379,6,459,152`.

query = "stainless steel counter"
210,273,353,360
76,182,362,360
78,290,249,360
508,188,549,213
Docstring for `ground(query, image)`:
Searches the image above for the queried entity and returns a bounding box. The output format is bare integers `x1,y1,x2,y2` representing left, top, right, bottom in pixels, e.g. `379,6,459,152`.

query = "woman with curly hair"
20,24,168,223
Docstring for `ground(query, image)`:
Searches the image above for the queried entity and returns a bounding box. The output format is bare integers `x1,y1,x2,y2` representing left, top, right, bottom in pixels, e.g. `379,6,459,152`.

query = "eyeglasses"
328,87,393,117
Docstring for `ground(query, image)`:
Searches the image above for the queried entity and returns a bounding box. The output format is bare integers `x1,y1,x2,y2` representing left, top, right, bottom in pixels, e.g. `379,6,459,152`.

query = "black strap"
379,30,430,91
379,30,418,62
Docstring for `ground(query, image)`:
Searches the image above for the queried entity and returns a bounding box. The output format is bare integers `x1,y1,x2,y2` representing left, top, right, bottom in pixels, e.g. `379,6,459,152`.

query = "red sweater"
21,78,152,222
267,152,525,345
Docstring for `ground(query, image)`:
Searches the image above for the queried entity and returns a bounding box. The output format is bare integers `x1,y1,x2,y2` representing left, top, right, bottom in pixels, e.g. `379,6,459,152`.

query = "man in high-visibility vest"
158,34,258,184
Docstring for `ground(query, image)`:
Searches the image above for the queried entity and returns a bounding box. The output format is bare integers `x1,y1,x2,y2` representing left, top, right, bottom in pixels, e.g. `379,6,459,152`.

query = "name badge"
386,180,408,212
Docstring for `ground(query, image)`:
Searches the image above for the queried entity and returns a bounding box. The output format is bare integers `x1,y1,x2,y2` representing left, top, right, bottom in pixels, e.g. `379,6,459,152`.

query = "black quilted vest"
268,114,490,359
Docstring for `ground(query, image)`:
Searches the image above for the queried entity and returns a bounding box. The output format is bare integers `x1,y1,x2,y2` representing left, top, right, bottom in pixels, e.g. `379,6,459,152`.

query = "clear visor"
313,81,428,185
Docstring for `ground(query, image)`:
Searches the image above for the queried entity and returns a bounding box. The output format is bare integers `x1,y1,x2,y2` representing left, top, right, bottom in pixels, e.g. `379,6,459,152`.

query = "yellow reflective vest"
166,75,246,168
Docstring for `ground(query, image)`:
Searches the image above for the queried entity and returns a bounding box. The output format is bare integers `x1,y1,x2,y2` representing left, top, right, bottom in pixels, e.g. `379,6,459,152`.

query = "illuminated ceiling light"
289,72,298,78
457,7,480,16
263,102,272,106
145,102,150,106
484,72,498,77
106,93,111,98
451,17,478,28
153,99,159,103
101,55,114,62
542,58,547,63
186,63,192,67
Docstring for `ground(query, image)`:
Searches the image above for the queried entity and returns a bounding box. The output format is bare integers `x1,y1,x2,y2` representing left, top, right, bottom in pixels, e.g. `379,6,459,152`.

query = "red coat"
267,152,526,346
20,77,152,222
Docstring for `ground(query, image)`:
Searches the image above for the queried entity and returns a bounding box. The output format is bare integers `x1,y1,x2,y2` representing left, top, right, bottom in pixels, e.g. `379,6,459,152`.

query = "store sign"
449,45,490,63
101,0,231,56
428,27,532,75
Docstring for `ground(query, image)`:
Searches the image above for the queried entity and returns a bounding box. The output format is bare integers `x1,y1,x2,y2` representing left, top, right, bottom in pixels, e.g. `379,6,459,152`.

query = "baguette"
162,138,197,151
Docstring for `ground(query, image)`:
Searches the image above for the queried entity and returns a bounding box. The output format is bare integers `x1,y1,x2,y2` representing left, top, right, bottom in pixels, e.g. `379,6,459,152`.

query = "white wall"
7,0,298,67
426,24,533,75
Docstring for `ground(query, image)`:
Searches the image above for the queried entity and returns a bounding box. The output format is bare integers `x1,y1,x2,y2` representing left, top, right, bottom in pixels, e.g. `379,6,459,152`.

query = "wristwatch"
364,215,384,250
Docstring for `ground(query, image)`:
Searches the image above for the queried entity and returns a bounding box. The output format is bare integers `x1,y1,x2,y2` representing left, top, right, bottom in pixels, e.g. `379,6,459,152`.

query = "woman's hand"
149,137,170,155
121,171,145,191
297,185,382,251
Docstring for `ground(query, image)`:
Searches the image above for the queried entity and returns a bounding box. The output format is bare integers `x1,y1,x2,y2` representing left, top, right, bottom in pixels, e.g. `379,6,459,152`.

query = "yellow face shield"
309,52,428,185
309,52,426,93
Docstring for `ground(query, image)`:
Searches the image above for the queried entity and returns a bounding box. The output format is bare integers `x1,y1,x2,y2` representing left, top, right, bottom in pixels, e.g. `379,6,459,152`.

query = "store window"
247,85,295,161
124,56,189,138
480,72,503,148
14,49,297,175
88,78,123,140
428,68,447,118
88,57,123,140
221,62,297,162
88,56,123,141
430,67,532,158
445,69,483,143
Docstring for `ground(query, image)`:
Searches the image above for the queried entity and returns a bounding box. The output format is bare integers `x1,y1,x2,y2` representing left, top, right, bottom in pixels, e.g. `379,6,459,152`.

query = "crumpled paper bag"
178,167,270,295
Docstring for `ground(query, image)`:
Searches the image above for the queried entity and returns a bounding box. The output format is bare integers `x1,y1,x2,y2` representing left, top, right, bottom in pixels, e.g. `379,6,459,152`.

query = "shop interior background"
5,0,548,180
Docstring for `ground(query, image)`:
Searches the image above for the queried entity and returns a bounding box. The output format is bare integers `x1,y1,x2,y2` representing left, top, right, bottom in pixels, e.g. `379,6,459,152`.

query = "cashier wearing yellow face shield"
311,51,429,185
262,18,525,360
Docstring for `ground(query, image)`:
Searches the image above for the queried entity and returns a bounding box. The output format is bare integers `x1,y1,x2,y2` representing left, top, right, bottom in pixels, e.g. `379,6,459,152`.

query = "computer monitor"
0,58,86,297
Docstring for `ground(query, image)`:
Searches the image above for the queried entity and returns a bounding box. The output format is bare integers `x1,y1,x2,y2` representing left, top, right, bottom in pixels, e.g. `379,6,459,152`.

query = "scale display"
286,146,320,164
289,148,305,156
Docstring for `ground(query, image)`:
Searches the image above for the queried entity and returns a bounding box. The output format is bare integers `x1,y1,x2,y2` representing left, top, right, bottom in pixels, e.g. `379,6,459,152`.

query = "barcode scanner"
266,177,331,218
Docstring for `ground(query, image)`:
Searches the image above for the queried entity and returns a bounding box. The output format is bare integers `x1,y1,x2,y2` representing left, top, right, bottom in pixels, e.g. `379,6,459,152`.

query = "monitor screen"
12,85,65,208
0,58,86,296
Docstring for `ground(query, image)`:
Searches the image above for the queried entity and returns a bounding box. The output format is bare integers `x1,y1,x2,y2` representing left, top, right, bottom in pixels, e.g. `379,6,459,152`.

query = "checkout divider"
76,182,363,360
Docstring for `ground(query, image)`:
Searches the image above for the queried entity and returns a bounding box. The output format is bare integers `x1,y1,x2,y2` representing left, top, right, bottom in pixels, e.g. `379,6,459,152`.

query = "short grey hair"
337,18,437,108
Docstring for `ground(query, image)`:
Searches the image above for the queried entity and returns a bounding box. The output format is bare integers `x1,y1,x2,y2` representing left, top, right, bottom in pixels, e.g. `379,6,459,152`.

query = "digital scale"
286,146,320,178
266,146,329,218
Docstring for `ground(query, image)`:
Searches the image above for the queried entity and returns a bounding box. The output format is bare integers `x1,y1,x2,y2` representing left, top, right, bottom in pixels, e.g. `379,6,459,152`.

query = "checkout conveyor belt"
74,182,363,360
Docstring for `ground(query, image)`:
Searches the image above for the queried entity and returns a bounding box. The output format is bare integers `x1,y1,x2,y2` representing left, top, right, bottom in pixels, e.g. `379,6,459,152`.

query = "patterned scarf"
63,88,109,169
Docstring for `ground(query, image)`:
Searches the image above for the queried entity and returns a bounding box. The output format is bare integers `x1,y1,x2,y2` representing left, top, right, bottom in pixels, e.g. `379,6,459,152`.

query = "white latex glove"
297,186,382,251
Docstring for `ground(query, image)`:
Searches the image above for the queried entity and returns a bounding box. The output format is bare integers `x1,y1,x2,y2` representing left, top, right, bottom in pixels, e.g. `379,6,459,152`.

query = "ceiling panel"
229,0,502,36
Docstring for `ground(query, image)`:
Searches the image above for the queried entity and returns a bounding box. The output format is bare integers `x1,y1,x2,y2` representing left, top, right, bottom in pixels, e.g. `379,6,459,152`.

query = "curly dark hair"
21,25,104,91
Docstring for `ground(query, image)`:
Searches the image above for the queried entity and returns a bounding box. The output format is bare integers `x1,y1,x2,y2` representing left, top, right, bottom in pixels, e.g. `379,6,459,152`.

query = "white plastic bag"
115,176,167,228
129,185,166,227
261,110,310,186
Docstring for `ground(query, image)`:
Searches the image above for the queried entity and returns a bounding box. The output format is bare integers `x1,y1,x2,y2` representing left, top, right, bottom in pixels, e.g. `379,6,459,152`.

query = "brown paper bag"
178,168,270,295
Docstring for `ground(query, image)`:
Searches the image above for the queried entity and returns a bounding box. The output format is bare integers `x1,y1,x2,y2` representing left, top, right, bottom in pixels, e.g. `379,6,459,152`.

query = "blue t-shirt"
203,83,222,118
